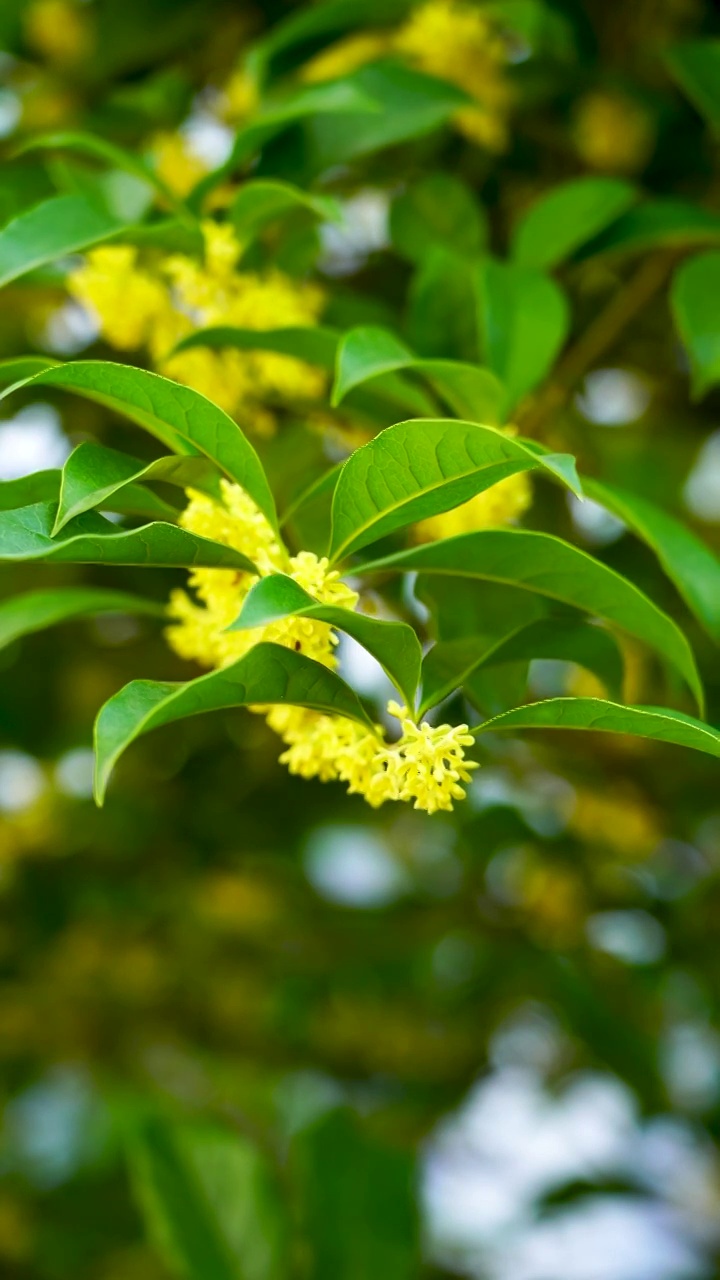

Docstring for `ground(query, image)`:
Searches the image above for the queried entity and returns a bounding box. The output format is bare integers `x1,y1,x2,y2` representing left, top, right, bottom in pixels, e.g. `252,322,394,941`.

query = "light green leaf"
0,355,60,386
53,442,221,534
0,503,257,571
0,470,60,510
475,258,569,414
173,325,338,368
231,573,422,708
421,617,624,712
0,587,165,652
585,477,720,643
231,180,341,238
390,172,486,263
474,697,720,759
671,251,720,397
511,177,637,269
577,199,720,261
0,362,277,531
354,529,703,711
94,642,374,802
0,194,127,290
128,1117,241,1280
665,39,720,130
332,326,504,422
329,419,582,562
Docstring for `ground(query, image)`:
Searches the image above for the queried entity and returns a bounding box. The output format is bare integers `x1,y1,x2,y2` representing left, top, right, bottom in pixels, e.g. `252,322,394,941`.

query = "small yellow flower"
150,131,209,196
573,92,655,174
68,246,170,351
220,67,260,123
24,0,91,65
387,701,479,813
301,31,392,83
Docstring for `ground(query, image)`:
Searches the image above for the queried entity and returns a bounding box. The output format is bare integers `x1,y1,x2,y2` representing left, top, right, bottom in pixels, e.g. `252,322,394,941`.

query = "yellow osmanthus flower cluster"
414,470,532,541
301,0,510,150
68,221,325,436
165,482,478,812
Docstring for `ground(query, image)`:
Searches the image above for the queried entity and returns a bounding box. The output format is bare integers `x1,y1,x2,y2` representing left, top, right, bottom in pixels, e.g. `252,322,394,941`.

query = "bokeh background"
1,0,720,1276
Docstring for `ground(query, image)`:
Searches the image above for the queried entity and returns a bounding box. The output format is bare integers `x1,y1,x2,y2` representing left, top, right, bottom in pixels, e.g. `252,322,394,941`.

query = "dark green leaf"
578,199,720,261
0,503,257,571
230,180,341,238
329,419,582,562
0,587,165,652
354,529,703,710
94,642,374,802
474,698,720,758
665,39,720,130
475,259,569,414
511,177,637,270
0,194,128,290
390,172,486,263
671,251,720,397
232,573,422,707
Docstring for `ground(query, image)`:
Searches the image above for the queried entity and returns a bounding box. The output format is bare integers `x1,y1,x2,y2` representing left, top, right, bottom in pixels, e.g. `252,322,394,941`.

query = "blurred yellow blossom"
150,131,209,197
570,787,662,859
414,470,532,541
574,91,655,174
220,67,260,123
0,1196,31,1262
68,245,170,350
301,31,392,83
24,0,92,65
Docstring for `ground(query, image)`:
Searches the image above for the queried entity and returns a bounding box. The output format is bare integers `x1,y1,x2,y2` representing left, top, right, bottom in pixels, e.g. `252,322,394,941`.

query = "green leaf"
474,697,720,759
231,574,422,708
53,442,221,534
577,199,720,261
13,130,185,214
230,180,341,239
0,587,165,652
173,325,338,368
354,529,703,711
94,642,374,802
332,326,504,422
0,362,278,531
406,245,478,361
0,470,60,510
671,251,720,398
0,503,257,571
0,355,60,386
585,478,720,643
390,172,486,263
329,419,582,562
665,39,720,130
0,194,128,290
251,0,409,69
422,618,624,712
511,177,637,269
474,259,569,414
128,1117,241,1280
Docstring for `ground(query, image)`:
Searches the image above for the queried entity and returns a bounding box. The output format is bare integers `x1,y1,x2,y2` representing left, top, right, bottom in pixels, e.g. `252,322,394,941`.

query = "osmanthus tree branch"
517,251,677,435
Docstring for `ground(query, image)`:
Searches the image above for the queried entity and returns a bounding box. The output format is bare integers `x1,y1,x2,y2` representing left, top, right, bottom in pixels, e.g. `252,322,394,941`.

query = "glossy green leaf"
0,503,256,571
230,180,341,238
390,172,486,263
94,642,374,802
232,573,422,708
665,39,720,130
0,362,277,531
0,355,59,386
474,259,569,414
511,177,637,269
671,251,720,397
422,618,624,712
354,529,703,710
0,587,165,652
128,1117,241,1280
332,326,503,421
0,470,60,510
474,698,720,758
578,199,720,261
54,442,221,534
0,194,127,290
585,478,720,643
329,419,582,562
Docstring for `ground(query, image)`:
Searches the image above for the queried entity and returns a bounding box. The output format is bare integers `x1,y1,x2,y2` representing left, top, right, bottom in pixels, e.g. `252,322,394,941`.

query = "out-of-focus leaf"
0,194,128,290
329,419,582,561
586,478,720,643
406,245,478,361
390,172,487,263
94,642,373,802
0,503,256,571
671,250,720,398
665,39,720,130
0,470,60,510
53,442,221,533
230,180,341,238
0,362,278,531
233,573,422,707
0,356,60,386
332,325,503,421
474,258,569,414
511,177,637,269
173,325,338,367
474,698,720,758
355,530,704,710
578,199,720,260
251,0,410,70
14,130,182,211
0,587,165,651
293,1110,419,1280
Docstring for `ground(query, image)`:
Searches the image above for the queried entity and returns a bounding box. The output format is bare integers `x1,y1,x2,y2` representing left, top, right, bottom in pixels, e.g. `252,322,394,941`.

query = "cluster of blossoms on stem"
68,222,325,436
166,482,478,813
